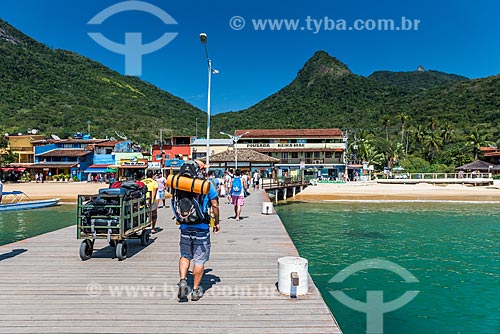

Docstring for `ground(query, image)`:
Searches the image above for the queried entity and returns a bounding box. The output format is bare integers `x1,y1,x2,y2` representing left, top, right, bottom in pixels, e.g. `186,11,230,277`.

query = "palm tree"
397,112,411,146
381,114,391,141
468,128,491,160
413,124,426,145
377,138,403,168
363,143,385,168
427,117,439,132
424,131,443,161
442,121,455,144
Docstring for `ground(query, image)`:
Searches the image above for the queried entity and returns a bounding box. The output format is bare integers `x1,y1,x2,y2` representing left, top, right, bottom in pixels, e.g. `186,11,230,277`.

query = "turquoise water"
276,202,500,334
0,205,75,246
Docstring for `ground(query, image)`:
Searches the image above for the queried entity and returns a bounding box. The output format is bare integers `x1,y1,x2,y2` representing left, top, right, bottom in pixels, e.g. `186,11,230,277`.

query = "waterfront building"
190,138,233,161
235,129,347,179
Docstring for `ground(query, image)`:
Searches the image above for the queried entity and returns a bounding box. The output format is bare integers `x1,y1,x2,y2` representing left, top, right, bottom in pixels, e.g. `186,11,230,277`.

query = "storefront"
0,167,27,182
117,158,148,180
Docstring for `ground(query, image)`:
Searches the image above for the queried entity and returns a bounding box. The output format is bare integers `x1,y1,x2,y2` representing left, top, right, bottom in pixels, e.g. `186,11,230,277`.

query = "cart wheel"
116,240,127,261
140,230,150,246
109,240,117,248
79,240,93,261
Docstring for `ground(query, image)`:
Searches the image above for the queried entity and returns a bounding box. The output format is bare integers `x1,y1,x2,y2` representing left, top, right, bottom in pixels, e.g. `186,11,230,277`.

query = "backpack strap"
200,179,209,195
175,174,181,193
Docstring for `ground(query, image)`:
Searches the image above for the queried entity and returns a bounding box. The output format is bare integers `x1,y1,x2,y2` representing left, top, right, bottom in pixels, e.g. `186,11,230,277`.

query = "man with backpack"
173,160,220,301
229,169,247,221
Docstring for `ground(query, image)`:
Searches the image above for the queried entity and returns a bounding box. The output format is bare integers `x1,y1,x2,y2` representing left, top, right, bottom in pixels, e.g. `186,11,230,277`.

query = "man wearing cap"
177,160,220,301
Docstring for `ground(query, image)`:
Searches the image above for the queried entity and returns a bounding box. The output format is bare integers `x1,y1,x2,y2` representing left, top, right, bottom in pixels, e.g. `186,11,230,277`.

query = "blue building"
32,138,108,181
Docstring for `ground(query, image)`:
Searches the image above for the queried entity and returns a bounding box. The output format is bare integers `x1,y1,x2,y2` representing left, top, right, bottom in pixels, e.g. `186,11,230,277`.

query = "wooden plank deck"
0,190,342,333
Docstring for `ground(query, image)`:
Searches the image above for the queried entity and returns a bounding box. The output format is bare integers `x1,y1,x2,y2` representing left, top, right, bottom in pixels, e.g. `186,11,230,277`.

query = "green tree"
362,143,385,169
397,112,411,146
424,131,443,161
376,138,403,168
427,117,439,132
381,114,391,141
467,128,491,160
442,121,455,144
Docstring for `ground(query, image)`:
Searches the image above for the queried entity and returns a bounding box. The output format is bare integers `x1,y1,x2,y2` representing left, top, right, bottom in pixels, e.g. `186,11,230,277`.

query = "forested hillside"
0,19,205,144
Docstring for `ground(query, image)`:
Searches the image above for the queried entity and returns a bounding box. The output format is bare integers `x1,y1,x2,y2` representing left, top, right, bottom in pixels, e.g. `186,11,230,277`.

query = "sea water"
0,205,75,246
276,202,500,334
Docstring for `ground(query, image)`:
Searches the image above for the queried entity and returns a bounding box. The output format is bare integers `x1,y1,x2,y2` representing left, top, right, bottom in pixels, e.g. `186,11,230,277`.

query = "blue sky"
1,0,499,114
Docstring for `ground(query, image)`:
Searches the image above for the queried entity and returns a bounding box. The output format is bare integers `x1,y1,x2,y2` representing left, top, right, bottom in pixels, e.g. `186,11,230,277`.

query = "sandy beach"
2,180,500,203
1,182,107,203
292,181,500,202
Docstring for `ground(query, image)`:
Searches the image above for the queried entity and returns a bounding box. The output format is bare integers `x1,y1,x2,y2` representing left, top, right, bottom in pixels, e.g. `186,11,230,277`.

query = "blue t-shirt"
180,182,218,231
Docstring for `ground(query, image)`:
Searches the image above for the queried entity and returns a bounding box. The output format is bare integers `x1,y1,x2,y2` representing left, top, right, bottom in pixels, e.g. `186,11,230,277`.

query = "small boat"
0,191,60,212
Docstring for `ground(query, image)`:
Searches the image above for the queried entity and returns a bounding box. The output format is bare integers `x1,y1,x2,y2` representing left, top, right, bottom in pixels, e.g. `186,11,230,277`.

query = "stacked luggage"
77,181,152,261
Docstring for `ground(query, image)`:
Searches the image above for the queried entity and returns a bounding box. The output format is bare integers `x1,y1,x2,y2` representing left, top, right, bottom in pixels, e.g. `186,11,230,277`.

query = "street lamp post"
200,33,219,170
220,131,250,170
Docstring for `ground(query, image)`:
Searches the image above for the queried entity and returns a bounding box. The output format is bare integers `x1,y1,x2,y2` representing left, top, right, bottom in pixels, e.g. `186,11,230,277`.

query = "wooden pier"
261,179,310,204
0,190,341,333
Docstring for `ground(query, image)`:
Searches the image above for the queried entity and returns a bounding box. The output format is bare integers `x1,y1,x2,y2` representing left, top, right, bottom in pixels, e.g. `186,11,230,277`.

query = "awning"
84,167,108,174
1,167,26,172
84,164,113,174
29,163,79,169
119,165,148,169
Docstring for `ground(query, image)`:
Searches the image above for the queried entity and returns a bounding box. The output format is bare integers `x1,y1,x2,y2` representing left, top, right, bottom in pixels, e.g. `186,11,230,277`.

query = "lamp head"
199,33,207,44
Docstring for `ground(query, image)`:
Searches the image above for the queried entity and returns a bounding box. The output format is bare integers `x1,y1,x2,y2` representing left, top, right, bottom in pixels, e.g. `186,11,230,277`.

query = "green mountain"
212,50,500,135
213,50,391,131
368,68,469,92
0,19,205,144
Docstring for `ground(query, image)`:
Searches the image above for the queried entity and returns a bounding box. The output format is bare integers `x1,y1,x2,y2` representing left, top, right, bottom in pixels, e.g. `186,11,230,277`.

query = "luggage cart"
76,190,152,261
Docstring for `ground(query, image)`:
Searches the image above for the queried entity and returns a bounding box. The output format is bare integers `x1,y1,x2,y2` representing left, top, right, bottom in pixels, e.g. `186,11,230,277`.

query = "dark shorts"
180,228,211,265
150,208,158,221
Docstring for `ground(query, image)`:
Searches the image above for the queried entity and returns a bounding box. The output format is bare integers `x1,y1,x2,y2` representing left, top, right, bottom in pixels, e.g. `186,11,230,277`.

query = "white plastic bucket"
262,202,273,214
277,256,308,296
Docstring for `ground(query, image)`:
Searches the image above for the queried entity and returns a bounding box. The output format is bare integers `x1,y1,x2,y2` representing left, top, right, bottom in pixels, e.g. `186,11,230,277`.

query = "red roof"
480,147,497,152
234,129,344,138
484,152,500,157
94,141,124,147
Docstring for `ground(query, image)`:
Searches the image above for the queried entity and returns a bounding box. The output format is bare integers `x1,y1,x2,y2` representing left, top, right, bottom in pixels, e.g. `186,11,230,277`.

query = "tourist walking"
229,169,247,221
223,169,233,204
252,170,261,190
175,160,220,301
140,170,159,233
0,179,3,204
154,171,167,208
